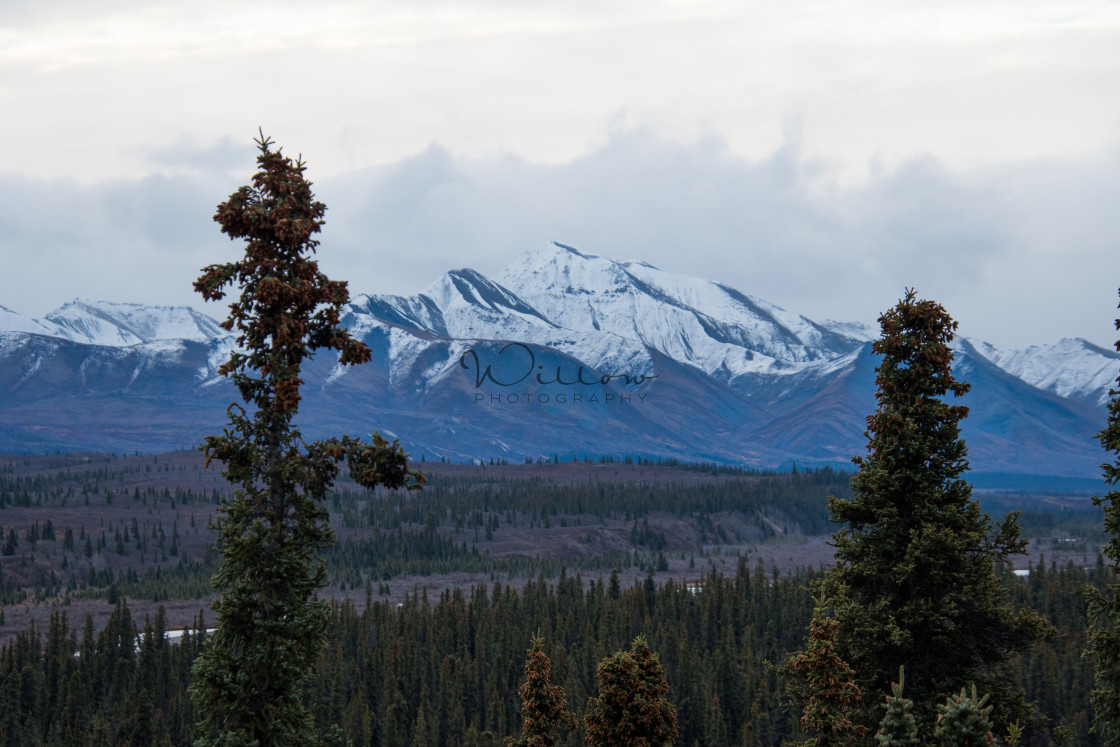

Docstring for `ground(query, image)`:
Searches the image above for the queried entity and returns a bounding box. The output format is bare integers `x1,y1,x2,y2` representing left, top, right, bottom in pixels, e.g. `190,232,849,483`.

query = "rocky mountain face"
1,243,1115,481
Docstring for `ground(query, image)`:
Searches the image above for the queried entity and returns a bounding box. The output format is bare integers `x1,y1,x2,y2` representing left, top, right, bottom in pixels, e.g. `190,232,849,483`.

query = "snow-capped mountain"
970,337,1118,405
495,243,858,377
1,300,226,346
1,242,1115,482
0,305,57,337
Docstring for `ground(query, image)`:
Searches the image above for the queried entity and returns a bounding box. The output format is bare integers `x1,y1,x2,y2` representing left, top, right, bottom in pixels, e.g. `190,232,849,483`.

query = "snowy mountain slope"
421,268,558,339
495,243,864,380
346,260,655,380
818,320,876,342
0,305,57,336
0,242,1113,480
43,300,227,346
951,339,1107,476
345,293,449,338
970,337,1119,405
346,269,559,343
0,300,227,347
619,257,860,357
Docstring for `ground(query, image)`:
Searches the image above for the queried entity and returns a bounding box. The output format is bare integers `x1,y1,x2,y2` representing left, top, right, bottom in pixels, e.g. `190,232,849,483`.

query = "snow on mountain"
43,300,227,346
44,302,145,345
420,268,559,341
818,320,877,342
347,263,655,379
346,293,448,338
3,250,1113,407
970,337,1119,404
619,259,859,355
0,242,1113,478
0,305,57,336
494,242,862,378
2,301,235,384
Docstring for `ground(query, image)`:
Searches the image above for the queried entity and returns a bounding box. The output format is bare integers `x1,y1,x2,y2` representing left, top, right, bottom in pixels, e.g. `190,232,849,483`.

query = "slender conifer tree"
506,633,576,747
1088,288,1120,746
189,131,423,747
802,289,1049,738
785,601,866,746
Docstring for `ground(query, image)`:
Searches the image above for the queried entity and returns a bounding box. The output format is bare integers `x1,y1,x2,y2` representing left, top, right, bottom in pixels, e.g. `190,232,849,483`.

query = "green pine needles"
1087,289,1120,746
874,667,918,746
188,132,423,747
583,635,678,746
785,601,867,747
799,289,1051,738
933,685,994,746
506,634,577,747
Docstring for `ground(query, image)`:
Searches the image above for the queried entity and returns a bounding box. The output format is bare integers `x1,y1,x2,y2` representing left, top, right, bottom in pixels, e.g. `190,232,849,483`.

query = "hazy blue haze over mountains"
0,243,1114,482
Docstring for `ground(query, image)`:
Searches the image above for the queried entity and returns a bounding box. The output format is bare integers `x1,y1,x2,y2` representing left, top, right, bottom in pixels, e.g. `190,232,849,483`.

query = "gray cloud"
0,172,235,315
139,136,257,177
319,130,1120,349
3,133,1118,350
5,2,1117,184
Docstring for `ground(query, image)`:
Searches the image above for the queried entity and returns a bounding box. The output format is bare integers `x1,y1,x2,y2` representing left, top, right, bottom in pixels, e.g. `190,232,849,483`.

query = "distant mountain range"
1,242,1116,483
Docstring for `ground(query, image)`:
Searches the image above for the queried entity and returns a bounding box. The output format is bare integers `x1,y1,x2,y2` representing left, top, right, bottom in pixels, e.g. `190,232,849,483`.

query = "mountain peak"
497,242,634,299
551,241,595,258
1,243,1112,478
494,242,864,372
418,266,556,339
40,299,225,346
969,336,1120,404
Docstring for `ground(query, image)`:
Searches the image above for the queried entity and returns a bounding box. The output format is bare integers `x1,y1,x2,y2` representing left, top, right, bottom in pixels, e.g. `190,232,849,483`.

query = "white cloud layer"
3,1,1119,181
2,1,1119,349
2,131,1117,349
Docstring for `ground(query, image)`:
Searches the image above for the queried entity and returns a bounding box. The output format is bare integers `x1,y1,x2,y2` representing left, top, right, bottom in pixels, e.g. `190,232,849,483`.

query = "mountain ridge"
1,242,1115,481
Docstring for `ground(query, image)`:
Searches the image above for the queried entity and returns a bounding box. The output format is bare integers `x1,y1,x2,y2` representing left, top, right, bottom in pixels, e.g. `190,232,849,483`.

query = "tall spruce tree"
1087,289,1120,746
810,289,1049,737
189,132,423,747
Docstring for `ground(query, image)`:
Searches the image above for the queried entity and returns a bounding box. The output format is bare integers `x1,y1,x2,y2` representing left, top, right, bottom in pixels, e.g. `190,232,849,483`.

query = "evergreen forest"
0,453,1110,745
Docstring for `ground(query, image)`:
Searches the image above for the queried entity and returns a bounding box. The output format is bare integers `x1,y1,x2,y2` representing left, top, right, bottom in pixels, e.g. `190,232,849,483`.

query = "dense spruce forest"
0,451,858,635
0,556,1109,745
0,450,1110,745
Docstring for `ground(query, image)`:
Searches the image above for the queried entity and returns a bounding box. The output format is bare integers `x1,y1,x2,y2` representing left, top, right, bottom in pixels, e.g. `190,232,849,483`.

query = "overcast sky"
2,0,1118,349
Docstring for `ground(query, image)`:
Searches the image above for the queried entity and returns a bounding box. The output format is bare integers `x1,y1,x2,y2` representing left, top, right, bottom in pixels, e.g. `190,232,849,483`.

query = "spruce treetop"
194,130,372,416
584,635,678,746
506,633,576,747
806,289,1050,738
875,667,919,746
189,132,422,747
